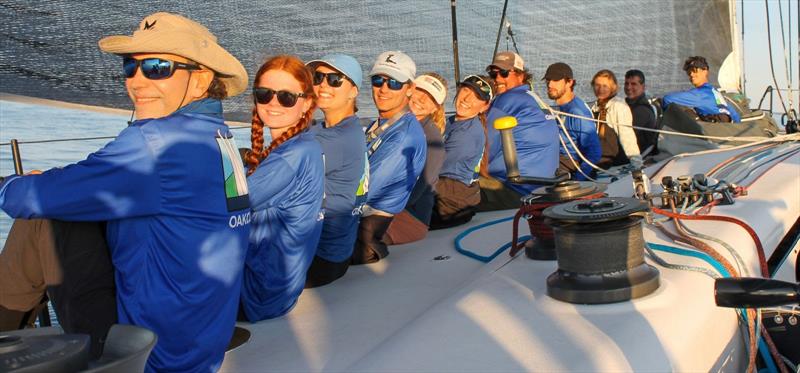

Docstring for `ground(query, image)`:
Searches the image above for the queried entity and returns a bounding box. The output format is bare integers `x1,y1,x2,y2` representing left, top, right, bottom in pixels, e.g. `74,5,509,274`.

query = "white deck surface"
222,142,799,372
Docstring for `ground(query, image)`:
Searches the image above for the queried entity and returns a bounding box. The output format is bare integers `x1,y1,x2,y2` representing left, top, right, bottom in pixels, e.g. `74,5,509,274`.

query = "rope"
0,125,251,146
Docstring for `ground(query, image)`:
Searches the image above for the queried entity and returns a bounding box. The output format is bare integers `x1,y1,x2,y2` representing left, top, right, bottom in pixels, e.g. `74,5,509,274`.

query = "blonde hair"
591,69,619,98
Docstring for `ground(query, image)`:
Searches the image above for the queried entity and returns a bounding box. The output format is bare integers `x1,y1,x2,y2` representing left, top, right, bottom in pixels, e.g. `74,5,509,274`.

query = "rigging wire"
778,0,796,119
491,0,510,60
765,0,792,119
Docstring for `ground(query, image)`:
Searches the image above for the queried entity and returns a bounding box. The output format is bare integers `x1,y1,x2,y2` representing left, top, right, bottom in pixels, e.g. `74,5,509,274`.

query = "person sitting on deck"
624,69,659,156
0,12,251,372
543,62,602,180
429,75,493,229
351,51,427,264
480,51,559,211
304,54,368,288
662,56,741,123
590,69,643,169
239,55,325,320
383,72,447,245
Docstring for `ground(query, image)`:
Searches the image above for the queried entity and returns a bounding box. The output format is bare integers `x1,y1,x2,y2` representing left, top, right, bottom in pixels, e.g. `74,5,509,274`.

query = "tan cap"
488,51,524,71
99,12,249,97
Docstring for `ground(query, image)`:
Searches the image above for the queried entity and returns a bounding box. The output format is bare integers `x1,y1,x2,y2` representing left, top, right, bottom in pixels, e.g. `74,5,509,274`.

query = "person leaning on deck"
0,12,251,372
239,55,324,321
590,69,643,169
383,72,447,245
351,51,427,264
429,75,493,229
303,54,367,288
480,51,559,211
661,56,741,123
624,69,659,156
544,62,602,180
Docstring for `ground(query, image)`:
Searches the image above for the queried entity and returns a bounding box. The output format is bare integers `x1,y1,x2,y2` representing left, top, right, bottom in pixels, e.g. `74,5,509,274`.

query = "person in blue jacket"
240,55,325,320
544,62,602,180
662,56,741,123
430,75,493,229
351,51,427,264
480,52,560,211
0,12,251,372
304,54,367,288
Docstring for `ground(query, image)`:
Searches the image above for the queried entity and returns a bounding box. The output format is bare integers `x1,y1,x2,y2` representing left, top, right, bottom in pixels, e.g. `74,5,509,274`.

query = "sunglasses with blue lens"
371,75,406,90
123,57,200,80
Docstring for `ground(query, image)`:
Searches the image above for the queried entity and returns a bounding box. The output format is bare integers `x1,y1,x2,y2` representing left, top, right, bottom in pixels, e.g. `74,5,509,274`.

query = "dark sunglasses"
123,57,200,80
371,75,406,90
253,87,307,107
313,71,349,88
487,68,511,79
461,75,493,101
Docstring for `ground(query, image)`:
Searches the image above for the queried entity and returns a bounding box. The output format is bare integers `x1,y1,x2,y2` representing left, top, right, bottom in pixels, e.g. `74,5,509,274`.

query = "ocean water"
0,100,251,248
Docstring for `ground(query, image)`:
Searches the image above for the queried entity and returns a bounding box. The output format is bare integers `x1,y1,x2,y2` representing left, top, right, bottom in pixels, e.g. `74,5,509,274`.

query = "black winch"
517,181,606,260
543,197,660,304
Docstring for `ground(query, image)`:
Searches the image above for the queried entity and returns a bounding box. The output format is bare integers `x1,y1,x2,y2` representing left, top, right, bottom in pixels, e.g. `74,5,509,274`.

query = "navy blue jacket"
311,116,367,262
241,131,324,321
487,84,560,194
404,116,445,224
0,99,251,373
440,115,485,186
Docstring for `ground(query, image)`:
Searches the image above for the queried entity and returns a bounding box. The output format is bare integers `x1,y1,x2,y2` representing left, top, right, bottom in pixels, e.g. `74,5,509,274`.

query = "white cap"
414,74,446,105
369,51,416,83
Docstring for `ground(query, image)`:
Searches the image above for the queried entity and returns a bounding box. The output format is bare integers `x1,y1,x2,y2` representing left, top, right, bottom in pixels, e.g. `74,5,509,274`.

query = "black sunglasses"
313,71,349,88
253,87,307,107
371,75,406,90
123,57,200,80
487,68,511,79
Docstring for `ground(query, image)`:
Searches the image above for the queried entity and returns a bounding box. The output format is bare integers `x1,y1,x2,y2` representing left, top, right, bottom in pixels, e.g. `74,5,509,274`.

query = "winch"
543,197,660,304
515,181,606,260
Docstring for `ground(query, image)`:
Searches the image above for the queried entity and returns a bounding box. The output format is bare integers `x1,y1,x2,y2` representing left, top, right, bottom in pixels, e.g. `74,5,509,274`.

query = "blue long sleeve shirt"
556,96,602,180
365,111,427,215
0,99,251,373
310,116,367,262
440,115,485,186
486,84,560,195
241,131,324,321
662,83,741,122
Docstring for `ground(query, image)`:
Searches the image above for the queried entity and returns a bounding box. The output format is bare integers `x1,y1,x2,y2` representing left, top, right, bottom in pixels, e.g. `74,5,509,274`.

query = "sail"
0,0,734,121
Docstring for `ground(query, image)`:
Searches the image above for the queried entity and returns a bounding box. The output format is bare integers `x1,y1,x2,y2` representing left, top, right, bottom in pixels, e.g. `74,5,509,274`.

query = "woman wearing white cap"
304,54,367,287
383,72,447,245
431,75,494,229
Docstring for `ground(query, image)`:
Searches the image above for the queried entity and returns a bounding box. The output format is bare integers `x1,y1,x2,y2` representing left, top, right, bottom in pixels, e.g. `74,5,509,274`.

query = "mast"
450,0,461,84
730,0,745,94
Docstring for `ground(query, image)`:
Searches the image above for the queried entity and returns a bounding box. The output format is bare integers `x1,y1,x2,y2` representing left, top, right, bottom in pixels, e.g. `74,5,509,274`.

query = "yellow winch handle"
493,116,518,130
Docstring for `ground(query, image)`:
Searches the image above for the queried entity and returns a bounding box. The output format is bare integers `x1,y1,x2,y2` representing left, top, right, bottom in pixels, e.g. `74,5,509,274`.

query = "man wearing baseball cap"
305,54,367,286
662,56,741,123
0,12,250,372
480,52,559,210
544,62,602,180
352,51,426,264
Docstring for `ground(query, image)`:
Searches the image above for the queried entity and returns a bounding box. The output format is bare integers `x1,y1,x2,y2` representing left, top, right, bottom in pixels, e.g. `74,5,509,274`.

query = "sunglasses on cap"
371,75,406,90
487,68,511,79
313,71,348,88
461,75,493,101
123,57,200,80
253,87,307,107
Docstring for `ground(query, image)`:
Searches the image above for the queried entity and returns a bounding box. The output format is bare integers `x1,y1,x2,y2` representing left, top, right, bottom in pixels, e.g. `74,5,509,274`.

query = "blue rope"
453,215,528,263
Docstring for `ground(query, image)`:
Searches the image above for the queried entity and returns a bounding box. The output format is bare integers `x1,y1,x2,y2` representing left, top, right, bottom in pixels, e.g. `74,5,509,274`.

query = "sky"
739,0,799,122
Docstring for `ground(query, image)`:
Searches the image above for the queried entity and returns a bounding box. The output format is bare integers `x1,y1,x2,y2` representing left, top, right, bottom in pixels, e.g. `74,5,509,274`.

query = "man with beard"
544,62,601,180
480,52,559,211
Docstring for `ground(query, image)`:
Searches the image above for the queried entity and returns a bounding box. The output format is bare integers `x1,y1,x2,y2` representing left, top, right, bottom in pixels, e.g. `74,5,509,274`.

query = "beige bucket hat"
99,12,249,97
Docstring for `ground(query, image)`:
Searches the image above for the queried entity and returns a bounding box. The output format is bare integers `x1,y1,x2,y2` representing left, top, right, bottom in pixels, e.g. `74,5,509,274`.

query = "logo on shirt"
216,131,250,212
356,154,369,197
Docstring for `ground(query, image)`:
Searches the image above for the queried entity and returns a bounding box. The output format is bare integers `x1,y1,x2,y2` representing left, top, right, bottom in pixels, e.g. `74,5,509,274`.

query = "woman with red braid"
239,55,325,322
